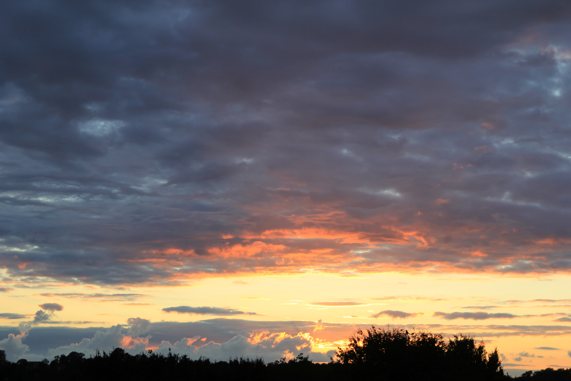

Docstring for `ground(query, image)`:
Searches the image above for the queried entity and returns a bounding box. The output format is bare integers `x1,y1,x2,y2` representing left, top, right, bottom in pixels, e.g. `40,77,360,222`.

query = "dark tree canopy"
335,327,505,381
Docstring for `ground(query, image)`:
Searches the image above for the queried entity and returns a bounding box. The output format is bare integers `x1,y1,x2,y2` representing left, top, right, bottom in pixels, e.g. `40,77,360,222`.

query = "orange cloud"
208,241,286,258
244,228,370,245
120,335,149,349
148,248,197,256
534,237,571,246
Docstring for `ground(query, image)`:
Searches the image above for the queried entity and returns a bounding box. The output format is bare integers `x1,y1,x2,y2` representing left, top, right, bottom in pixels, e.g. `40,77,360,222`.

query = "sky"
1,0,571,375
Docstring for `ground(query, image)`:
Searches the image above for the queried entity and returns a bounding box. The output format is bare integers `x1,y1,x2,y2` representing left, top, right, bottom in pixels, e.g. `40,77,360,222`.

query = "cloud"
0,0,571,285
126,317,151,337
515,351,543,360
48,325,131,358
46,317,333,362
156,331,333,363
535,346,559,351
311,301,362,307
434,312,517,320
4,317,571,362
556,316,571,322
0,302,66,359
39,303,63,312
0,332,29,361
40,293,144,301
0,311,45,360
162,306,256,316
33,310,50,324
0,313,26,320
372,310,419,319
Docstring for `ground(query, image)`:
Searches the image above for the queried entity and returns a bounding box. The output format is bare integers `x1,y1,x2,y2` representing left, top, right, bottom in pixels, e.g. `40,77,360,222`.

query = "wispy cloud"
372,310,419,319
311,301,362,307
40,293,144,301
162,306,256,316
0,313,27,320
434,312,516,320
535,346,559,351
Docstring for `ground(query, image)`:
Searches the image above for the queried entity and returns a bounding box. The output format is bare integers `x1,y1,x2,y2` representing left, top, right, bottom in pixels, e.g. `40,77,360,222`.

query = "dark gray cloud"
33,310,50,324
514,351,543,361
162,306,256,316
0,313,27,320
1,0,571,285
39,303,63,312
535,346,559,350
372,310,418,319
434,312,517,320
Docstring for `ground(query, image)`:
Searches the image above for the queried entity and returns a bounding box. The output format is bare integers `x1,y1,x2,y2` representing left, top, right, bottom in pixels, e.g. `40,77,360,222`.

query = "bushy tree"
336,327,506,381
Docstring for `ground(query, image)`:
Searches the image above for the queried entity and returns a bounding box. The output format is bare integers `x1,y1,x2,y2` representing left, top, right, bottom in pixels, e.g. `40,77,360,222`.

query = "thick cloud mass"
0,318,336,362
1,0,571,285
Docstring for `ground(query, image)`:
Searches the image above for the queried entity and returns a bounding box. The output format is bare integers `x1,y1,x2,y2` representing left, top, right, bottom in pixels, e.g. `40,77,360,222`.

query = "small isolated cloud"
515,351,542,361
535,346,559,351
162,306,256,316
39,303,63,312
0,313,27,320
568,351,571,358
372,310,418,319
462,305,498,310
556,316,571,322
0,288,11,293
434,311,516,320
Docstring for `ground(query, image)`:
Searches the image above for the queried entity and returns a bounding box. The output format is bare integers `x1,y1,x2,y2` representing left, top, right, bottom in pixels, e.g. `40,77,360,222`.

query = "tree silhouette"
335,327,506,381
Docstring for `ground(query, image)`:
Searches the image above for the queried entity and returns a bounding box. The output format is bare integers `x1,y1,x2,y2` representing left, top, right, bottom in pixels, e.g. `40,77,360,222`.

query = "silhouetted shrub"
335,327,506,381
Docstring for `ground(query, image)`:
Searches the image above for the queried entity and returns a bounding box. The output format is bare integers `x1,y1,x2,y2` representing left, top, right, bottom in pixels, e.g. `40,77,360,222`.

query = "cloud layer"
1,0,571,285
434,312,516,320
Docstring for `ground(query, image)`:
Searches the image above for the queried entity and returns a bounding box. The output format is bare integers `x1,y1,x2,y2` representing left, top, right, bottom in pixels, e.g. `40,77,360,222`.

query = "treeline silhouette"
0,327,568,381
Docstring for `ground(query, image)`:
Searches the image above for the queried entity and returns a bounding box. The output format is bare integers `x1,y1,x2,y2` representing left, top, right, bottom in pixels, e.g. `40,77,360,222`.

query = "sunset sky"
1,0,571,375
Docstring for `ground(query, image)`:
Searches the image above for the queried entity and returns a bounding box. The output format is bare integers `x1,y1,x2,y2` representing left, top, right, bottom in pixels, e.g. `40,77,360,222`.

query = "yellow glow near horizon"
1,270,570,371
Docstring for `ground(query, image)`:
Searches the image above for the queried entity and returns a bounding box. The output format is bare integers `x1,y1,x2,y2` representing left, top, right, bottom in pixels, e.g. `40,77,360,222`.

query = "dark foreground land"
0,328,568,381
